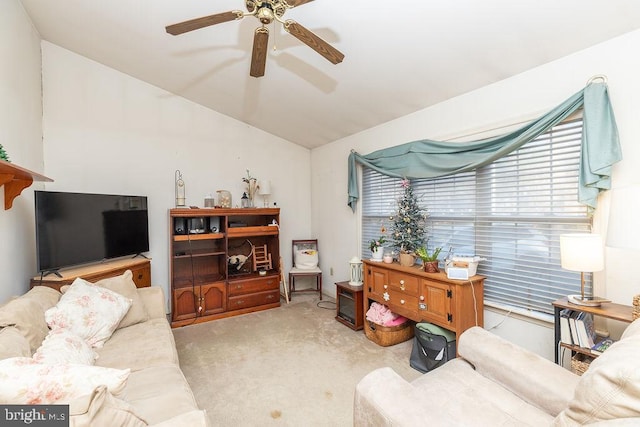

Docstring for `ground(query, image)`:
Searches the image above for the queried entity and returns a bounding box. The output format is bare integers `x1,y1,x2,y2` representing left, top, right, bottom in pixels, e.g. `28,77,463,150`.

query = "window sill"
484,300,554,328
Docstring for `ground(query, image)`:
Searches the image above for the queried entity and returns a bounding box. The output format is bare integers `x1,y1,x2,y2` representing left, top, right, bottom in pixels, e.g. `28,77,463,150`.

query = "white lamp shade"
560,233,604,272
258,180,271,196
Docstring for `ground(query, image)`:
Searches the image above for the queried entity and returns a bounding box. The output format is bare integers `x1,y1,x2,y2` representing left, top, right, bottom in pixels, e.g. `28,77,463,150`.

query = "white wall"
40,42,312,311
0,0,44,302
312,29,640,360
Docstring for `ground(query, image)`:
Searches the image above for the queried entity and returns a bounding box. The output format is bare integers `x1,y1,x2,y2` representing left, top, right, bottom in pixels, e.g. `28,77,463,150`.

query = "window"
361,119,591,315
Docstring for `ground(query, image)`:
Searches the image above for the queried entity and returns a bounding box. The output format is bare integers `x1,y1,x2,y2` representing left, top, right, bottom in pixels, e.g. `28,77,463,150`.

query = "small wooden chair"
289,239,322,300
252,244,272,271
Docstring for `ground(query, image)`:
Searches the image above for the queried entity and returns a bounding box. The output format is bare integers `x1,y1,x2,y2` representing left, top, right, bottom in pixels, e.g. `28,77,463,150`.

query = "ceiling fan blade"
165,11,242,35
285,0,315,7
250,27,269,78
284,21,344,65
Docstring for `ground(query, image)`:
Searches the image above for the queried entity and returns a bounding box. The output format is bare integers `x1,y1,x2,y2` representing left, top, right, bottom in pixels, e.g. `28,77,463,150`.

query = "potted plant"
390,180,427,266
416,245,442,273
369,224,387,261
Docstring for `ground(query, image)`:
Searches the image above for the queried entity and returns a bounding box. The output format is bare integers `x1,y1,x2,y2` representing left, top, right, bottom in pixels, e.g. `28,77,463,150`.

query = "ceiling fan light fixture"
257,7,275,24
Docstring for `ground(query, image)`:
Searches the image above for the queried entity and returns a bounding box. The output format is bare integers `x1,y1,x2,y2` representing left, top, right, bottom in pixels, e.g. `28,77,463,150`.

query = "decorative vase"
423,261,439,273
371,247,384,261
399,253,415,267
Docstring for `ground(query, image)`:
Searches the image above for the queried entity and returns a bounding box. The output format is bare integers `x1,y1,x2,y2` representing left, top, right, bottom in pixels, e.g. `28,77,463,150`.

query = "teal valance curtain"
348,82,622,212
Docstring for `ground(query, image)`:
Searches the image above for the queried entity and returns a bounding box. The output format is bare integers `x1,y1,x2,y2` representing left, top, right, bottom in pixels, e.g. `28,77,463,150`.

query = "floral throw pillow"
0,357,129,404
33,329,98,365
45,278,132,348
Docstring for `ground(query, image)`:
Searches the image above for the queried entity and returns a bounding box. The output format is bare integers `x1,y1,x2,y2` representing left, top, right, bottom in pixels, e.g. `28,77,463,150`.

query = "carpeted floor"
172,293,421,426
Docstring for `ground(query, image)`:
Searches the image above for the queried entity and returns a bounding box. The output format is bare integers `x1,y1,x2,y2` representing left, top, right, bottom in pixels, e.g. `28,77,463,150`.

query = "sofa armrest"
150,410,210,427
354,367,432,426
588,419,640,426
458,326,579,416
136,287,166,320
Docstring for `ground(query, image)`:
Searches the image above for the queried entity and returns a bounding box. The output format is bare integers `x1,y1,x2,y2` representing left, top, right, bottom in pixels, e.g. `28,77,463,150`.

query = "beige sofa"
355,321,640,426
0,282,208,427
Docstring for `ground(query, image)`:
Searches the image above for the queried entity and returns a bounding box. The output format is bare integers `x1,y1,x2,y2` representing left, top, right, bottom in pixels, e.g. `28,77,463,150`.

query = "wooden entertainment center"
169,208,281,327
363,260,484,339
30,258,151,291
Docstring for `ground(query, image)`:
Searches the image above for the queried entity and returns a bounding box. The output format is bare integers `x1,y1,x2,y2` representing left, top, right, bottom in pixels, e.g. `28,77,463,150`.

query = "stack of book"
559,309,615,354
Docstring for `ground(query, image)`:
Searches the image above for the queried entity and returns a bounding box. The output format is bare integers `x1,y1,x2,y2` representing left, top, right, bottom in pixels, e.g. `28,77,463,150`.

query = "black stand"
41,269,62,278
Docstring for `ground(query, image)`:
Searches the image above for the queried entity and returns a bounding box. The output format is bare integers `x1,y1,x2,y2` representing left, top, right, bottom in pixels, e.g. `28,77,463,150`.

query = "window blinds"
361,119,591,315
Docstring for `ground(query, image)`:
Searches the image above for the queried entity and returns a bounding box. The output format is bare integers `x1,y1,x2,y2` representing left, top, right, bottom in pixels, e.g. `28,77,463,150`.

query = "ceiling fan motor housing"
248,0,287,23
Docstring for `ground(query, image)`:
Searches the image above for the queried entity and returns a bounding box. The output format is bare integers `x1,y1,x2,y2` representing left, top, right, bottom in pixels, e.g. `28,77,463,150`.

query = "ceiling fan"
165,0,345,78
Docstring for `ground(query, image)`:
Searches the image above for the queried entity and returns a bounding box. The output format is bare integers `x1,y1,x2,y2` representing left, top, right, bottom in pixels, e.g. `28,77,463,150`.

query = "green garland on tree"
0,144,9,163
390,179,427,253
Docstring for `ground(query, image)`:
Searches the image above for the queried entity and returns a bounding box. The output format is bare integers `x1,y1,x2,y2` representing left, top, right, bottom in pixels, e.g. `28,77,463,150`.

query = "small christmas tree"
390,179,426,253
0,144,9,162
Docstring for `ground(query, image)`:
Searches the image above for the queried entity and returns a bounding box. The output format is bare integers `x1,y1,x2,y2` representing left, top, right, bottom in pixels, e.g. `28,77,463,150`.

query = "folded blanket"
365,302,407,327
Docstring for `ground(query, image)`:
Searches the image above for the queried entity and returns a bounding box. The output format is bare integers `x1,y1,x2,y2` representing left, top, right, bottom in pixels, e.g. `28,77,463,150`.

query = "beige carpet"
172,293,421,426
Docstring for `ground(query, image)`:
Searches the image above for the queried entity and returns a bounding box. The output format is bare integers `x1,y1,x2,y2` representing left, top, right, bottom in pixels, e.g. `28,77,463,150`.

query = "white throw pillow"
45,278,132,348
0,357,129,404
33,329,98,365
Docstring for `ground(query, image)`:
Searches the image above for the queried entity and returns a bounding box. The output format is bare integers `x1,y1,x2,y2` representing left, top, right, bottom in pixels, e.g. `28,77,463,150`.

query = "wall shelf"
0,160,52,210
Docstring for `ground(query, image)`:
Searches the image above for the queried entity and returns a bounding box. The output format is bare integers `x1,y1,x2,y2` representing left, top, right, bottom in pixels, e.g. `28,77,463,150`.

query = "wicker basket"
571,353,593,376
364,320,414,347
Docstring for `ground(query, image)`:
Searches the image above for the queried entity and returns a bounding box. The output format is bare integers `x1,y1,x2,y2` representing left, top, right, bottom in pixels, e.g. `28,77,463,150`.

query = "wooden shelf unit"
552,297,634,364
0,160,52,210
363,260,484,340
169,208,281,327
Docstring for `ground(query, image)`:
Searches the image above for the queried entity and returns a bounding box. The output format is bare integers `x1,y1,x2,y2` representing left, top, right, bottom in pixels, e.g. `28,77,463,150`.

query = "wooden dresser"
30,258,151,291
363,260,484,338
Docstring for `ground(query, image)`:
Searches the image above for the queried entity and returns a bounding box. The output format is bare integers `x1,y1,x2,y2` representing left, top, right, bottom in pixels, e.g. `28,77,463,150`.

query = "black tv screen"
35,191,150,273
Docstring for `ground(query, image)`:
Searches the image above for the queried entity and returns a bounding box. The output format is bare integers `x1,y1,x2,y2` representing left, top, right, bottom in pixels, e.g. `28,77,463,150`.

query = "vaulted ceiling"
19,0,640,149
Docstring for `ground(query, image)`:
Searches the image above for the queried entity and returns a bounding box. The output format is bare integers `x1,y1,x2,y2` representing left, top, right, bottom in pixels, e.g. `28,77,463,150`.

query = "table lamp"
258,180,271,207
560,233,608,306
175,170,186,207
349,256,363,287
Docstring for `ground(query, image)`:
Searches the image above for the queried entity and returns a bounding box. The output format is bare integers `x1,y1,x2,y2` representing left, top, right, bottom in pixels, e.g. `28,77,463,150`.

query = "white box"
445,256,484,279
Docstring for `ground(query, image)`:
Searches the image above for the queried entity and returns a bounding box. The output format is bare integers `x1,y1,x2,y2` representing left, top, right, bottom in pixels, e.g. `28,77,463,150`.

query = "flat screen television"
35,191,150,274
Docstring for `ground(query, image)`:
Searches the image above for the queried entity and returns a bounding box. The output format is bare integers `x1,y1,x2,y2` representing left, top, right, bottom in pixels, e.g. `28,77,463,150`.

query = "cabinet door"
421,280,452,326
367,267,388,299
201,282,226,316
173,288,198,321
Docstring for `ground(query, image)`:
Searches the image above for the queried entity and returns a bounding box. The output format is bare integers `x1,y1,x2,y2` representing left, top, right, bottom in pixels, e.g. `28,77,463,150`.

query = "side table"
335,281,364,330
551,297,633,365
